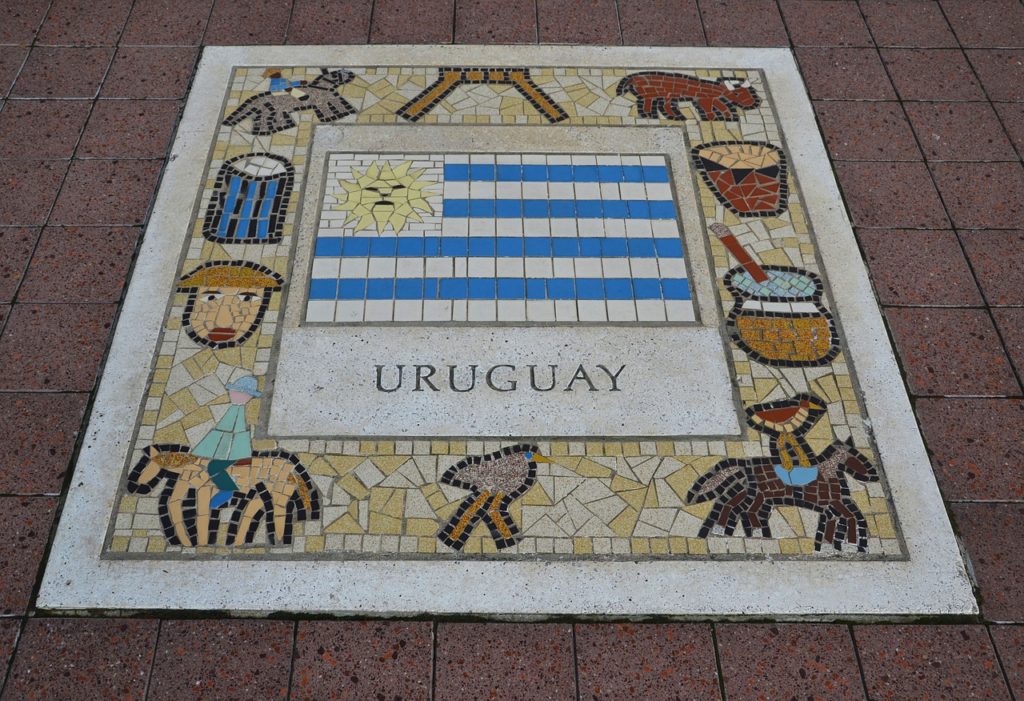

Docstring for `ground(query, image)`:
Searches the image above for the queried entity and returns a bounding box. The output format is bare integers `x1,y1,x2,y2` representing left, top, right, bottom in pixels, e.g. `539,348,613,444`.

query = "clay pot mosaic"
723,265,839,367
692,141,788,217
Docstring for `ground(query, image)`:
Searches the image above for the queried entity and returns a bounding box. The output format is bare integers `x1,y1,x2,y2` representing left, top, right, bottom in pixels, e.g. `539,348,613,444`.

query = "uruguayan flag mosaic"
305,153,694,323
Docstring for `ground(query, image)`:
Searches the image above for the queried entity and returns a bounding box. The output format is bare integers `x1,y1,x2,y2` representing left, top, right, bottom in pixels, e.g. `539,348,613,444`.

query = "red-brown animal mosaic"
685,395,879,552
616,71,760,121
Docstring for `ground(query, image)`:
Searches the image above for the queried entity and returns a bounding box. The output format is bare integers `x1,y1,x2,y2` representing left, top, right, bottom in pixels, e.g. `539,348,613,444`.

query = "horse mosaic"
223,67,356,135
127,444,321,548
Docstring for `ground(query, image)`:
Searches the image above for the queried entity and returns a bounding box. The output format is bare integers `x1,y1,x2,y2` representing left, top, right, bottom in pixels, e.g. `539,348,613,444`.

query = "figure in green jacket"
192,375,261,510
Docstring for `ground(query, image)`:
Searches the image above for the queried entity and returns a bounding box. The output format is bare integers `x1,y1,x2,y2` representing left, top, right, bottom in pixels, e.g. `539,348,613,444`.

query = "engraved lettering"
564,364,598,392
485,364,517,392
375,364,404,392
528,364,558,392
596,364,626,391
448,364,478,393
413,364,439,391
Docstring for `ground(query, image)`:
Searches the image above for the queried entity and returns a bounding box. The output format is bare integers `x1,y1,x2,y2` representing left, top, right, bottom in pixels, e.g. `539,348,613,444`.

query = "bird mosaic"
437,444,550,551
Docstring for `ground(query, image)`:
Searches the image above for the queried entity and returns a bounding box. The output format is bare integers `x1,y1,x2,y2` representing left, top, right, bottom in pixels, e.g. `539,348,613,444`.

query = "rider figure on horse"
192,375,261,509
262,68,308,100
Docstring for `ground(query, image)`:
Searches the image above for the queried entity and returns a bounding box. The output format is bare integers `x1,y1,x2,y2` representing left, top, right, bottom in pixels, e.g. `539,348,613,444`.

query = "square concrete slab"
39,45,974,618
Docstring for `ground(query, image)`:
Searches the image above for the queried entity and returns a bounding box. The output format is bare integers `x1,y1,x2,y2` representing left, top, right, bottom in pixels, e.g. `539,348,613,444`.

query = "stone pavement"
0,0,1022,698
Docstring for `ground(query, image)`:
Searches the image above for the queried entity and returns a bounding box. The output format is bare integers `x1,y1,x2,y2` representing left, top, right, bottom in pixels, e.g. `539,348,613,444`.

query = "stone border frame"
38,46,974,617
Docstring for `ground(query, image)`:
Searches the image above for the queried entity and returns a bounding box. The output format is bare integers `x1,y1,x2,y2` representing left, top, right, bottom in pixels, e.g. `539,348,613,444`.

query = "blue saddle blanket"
774,464,818,486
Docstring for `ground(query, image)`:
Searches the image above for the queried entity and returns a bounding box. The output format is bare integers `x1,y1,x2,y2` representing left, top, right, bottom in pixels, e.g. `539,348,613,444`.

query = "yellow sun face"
329,161,437,234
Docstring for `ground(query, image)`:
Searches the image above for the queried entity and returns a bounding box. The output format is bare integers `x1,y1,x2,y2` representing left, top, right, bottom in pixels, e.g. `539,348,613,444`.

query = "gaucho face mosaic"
177,261,284,348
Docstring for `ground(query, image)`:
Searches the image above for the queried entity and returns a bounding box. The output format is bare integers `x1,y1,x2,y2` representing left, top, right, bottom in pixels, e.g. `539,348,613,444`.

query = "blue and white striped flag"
306,153,694,324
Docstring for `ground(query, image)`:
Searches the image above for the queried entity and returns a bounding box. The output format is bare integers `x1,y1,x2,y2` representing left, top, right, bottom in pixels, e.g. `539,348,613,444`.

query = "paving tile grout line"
710,622,728,701
140,618,162,701
284,619,299,701
429,620,438,701
847,623,874,701
612,0,625,46
570,623,581,701
986,622,1020,701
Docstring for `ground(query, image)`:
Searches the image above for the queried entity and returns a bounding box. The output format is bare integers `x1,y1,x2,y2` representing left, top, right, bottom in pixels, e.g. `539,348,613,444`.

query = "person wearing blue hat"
192,375,262,509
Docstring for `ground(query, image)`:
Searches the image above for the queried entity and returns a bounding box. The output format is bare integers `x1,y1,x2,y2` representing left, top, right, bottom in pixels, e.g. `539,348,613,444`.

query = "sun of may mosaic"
105,59,905,563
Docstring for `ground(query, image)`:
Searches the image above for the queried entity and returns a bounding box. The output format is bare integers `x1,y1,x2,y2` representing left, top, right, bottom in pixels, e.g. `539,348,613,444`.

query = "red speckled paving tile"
880,49,986,101
833,161,948,229
454,0,538,43
204,0,293,45
0,393,88,494
856,229,982,306
959,230,1024,306
435,623,575,700
0,305,9,335
993,308,1024,378
3,618,158,701
854,625,1010,700
0,160,68,226
940,0,1024,49
0,497,55,615
370,0,455,44
0,0,49,45
780,0,873,47
954,504,1024,622
538,0,620,44
884,307,1020,397
916,398,1024,501
291,621,432,701
813,101,921,161
859,0,958,48
575,623,720,700
0,303,116,391
905,102,1017,161
18,227,140,303
619,0,705,46
11,47,114,99
0,48,28,98
718,624,864,701
0,100,92,159
36,0,133,46
994,103,1024,159
966,50,1024,102
78,100,180,159
147,620,293,701
286,0,372,44
794,48,895,100
49,159,163,227
0,227,40,303
120,0,214,45
101,47,200,99
990,626,1024,698
930,161,1024,230
700,0,788,48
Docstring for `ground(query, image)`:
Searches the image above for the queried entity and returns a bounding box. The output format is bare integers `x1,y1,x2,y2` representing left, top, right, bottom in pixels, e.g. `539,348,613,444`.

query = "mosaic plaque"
40,46,974,617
